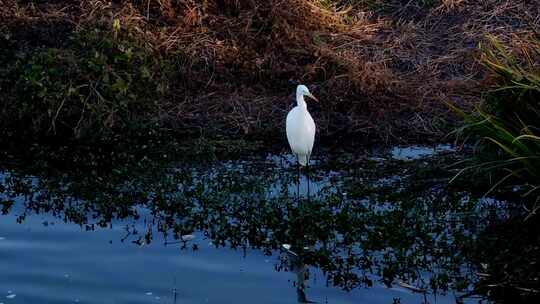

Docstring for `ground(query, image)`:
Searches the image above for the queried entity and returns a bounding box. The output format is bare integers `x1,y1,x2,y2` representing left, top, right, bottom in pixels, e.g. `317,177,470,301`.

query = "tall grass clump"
451,35,540,208
447,34,540,301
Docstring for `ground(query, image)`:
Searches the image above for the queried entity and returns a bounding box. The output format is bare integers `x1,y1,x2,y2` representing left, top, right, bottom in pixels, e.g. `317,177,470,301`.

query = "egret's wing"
286,108,316,166
305,112,316,153
285,107,297,148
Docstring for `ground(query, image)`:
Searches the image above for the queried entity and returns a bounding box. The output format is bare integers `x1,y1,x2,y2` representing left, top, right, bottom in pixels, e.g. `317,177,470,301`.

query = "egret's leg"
296,156,300,202
306,161,311,203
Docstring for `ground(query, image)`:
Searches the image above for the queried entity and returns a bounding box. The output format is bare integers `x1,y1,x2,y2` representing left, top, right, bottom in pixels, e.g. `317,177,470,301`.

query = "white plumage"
286,85,317,166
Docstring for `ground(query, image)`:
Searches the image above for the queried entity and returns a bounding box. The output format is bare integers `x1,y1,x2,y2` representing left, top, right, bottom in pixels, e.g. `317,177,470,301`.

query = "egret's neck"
296,93,307,109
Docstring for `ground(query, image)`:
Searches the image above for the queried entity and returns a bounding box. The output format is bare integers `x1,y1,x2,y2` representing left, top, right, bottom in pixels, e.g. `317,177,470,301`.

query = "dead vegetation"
0,0,538,145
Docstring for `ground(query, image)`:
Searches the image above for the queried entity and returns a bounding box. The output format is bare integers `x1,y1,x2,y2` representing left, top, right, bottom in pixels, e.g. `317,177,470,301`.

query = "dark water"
0,147,501,303
1,201,455,304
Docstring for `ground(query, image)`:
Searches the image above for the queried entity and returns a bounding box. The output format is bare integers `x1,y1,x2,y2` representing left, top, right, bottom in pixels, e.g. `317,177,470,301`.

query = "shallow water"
0,202,464,304
390,144,455,161
0,146,495,303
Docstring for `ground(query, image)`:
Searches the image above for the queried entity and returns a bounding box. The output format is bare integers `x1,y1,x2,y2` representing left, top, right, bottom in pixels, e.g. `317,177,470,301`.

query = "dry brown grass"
1,0,538,145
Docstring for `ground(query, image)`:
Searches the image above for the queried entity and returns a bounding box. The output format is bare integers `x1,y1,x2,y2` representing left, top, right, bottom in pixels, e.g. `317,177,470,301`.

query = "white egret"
286,85,318,199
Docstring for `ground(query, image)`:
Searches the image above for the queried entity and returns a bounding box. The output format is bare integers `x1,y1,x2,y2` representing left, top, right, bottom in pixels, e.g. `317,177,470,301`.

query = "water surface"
0,147,500,303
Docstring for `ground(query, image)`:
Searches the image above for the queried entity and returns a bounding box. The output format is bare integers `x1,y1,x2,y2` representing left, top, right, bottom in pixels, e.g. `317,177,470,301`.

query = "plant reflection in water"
0,151,509,302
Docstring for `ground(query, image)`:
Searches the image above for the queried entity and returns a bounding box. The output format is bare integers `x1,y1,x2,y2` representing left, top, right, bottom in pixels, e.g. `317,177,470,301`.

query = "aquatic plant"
0,147,496,299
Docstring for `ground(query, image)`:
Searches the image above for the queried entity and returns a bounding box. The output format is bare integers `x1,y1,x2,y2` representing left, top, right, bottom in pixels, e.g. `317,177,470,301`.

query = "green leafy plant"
450,35,540,206
3,23,175,141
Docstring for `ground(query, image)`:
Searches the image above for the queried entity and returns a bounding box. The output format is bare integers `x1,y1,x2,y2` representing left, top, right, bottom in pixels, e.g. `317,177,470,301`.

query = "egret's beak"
306,92,319,102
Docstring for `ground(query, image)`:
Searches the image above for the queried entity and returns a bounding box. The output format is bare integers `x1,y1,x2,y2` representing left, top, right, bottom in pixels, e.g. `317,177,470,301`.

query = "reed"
450,35,540,204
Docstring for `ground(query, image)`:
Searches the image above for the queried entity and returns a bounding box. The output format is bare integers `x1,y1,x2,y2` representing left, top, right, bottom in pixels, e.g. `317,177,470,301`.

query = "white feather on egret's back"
286,85,317,166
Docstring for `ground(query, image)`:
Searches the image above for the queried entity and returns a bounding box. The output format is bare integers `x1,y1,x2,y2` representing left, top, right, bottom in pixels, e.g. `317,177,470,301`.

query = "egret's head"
296,85,318,102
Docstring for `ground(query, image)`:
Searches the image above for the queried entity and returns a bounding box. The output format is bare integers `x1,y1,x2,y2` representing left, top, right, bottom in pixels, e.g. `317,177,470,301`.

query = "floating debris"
181,234,195,241
397,281,427,293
